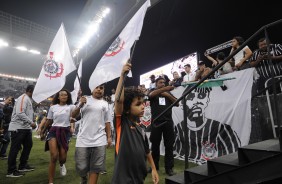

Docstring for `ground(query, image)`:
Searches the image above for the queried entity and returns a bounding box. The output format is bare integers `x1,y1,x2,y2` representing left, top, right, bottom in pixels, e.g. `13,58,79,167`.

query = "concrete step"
207,152,239,175
238,138,281,165
184,164,208,183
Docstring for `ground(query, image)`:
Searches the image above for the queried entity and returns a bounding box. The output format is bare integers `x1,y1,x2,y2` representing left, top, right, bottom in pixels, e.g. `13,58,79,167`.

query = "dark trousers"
7,129,33,173
0,129,10,156
150,120,174,171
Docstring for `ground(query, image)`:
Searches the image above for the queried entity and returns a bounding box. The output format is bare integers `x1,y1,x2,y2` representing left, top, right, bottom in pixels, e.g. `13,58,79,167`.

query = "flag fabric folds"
33,23,76,103
88,0,151,92
71,59,82,104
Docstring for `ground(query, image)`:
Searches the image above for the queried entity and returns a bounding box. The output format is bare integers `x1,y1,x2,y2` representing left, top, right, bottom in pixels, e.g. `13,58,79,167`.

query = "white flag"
71,59,82,104
89,0,151,92
33,23,76,103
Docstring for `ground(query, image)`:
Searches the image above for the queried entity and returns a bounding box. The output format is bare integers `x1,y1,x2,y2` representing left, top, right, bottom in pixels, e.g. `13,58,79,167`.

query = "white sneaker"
60,164,67,176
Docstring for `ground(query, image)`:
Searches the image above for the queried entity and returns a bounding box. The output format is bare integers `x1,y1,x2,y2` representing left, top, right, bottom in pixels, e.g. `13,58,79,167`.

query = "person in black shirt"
250,38,282,93
149,77,178,176
112,63,159,184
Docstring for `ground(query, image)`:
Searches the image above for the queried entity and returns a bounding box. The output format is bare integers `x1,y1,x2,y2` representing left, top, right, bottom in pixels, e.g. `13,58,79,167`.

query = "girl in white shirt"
40,89,75,184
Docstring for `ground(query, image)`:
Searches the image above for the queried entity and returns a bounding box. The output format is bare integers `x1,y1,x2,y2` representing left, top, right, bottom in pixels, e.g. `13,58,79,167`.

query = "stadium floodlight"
0,39,9,47
0,73,37,82
77,22,100,49
29,49,41,54
16,46,28,51
74,6,110,56
102,7,110,17
25,77,37,81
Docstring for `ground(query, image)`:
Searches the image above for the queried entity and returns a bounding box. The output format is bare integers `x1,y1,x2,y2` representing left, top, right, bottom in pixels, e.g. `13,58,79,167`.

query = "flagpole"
76,72,82,93
116,40,137,102
75,59,83,95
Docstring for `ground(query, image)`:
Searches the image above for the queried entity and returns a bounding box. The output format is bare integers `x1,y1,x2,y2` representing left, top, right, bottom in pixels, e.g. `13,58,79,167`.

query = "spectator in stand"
0,96,14,159
249,37,282,93
149,75,156,90
182,64,196,83
205,52,233,76
138,84,149,95
229,36,253,70
40,89,75,184
194,61,213,81
6,85,36,178
159,74,170,86
169,71,183,87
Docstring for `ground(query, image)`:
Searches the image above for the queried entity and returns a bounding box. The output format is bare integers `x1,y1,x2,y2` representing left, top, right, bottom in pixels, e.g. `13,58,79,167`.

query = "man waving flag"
89,0,150,92
33,23,76,103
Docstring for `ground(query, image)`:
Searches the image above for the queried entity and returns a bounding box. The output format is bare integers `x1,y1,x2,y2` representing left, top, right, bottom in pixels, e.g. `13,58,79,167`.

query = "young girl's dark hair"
52,89,73,105
161,74,170,85
123,88,144,116
216,52,226,60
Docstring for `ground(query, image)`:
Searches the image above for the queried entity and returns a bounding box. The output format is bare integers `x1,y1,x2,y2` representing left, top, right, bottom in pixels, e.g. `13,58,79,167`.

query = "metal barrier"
265,75,282,138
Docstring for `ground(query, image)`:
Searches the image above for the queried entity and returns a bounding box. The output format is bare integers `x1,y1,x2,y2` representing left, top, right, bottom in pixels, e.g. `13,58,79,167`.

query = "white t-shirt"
233,46,249,65
183,72,195,82
76,96,112,147
47,104,75,127
149,82,156,90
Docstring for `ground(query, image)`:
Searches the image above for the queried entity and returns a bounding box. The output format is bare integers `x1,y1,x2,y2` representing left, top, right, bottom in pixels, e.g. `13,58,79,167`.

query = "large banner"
171,68,254,164
140,69,254,164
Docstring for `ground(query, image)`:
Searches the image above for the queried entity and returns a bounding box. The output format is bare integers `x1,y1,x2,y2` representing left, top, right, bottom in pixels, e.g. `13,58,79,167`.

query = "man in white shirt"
72,84,111,184
183,64,195,83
